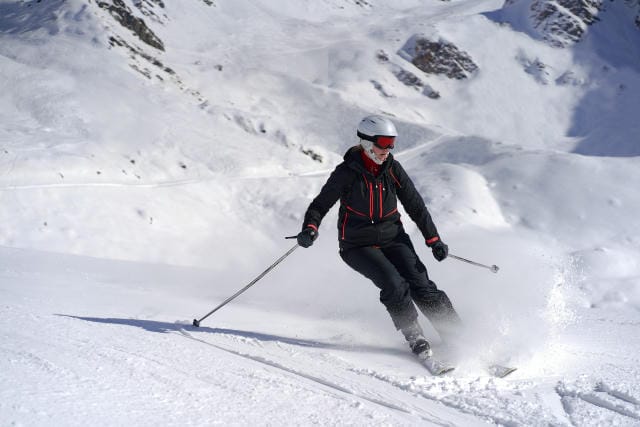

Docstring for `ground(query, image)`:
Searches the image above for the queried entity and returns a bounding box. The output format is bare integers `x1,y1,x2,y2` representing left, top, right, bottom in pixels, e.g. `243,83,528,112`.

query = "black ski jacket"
302,146,441,250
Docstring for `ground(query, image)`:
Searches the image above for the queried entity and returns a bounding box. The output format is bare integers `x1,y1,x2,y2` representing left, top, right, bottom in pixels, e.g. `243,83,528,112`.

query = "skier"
296,115,461,359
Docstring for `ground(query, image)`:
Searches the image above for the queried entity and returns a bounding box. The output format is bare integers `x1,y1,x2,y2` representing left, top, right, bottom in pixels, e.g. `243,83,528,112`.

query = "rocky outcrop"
97,0,164,50
399,36,478,80
132,0,167,24
555,70,585,86
516,52,551,84
108,35,175,76
498,0,640,46
375,49,441,99
393,68,423,89
373,36,477,101
502,0,604,47
93,0,210,103
627,0,640,28
392,68,441,98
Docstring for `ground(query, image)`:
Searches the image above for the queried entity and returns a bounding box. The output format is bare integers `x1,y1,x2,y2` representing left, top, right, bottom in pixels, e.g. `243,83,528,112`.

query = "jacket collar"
344,146,393,176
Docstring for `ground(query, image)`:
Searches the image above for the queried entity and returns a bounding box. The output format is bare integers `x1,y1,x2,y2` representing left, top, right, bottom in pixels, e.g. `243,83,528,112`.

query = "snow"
1,0,640,425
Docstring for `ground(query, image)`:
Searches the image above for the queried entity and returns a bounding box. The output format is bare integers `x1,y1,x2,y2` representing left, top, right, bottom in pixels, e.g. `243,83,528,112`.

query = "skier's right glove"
296,226,318,248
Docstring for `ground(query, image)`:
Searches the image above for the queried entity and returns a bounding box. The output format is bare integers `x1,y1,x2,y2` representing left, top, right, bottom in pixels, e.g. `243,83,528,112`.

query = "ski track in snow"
0,135,449,192
177,326,465,426
170,316,640,426
0,172,324,191
556,380,640,426
177,325,558,426
2,247,640,426
155,319,640,426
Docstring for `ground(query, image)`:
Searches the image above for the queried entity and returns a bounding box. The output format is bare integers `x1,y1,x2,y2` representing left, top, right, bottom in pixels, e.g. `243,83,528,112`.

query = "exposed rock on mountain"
375,49,441,99
393,68,423,89
108,35,175,79
500,0,605,47
555,70,585,86
399,36,478,80
90,0,207,101
516,52,551,84
531,0,603,46
97,0,164,51
627,0,640,28
132,0,168,24
375,49,390,63
392,68,441,98
370,80,394,98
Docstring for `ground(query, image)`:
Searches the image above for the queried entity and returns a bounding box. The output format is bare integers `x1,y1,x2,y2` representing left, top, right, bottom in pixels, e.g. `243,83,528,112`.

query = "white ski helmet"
357,115,398,165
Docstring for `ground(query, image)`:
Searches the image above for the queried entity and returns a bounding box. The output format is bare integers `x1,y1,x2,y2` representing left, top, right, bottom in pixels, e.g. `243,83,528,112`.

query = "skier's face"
372,144,391,163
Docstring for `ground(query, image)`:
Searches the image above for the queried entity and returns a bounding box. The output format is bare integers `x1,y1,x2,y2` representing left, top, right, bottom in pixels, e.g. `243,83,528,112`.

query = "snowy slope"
1,0,640,425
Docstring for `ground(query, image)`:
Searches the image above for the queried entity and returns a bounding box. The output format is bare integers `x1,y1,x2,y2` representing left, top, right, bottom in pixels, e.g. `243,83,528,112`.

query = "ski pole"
192,243,300,327
449,253,499,273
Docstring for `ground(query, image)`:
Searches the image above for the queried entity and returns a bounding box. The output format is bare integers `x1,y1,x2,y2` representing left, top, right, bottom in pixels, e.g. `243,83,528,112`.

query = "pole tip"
192,319,200,327
491,265,500,273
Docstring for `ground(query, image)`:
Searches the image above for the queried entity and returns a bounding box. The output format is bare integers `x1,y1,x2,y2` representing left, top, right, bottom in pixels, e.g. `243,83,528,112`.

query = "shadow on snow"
56,314,406,356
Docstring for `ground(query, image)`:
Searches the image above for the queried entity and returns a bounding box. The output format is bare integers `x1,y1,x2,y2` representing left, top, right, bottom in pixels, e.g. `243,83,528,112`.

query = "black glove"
296,227,318,248
431,240,448,262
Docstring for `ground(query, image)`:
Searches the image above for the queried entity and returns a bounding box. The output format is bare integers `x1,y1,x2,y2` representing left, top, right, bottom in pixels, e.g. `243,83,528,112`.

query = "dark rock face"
505,0,604,47
555,70,585,86
132,0,167,24
517,53,551,84
108,35,175,76
370,80,394,98
376,49,390,63
375,49,440,99
97,0,164,51
629,0,640,28
402,37,478,80
393,68,423,88
532,0,603,45
391,68,440,98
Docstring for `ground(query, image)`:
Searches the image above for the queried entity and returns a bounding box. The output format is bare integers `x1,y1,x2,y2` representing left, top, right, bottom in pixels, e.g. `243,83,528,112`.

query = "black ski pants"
340,232,460,336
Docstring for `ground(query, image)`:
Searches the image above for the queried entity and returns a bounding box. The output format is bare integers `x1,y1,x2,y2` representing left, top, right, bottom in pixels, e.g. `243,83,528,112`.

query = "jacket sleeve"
302,163,350,232
391,160,441,246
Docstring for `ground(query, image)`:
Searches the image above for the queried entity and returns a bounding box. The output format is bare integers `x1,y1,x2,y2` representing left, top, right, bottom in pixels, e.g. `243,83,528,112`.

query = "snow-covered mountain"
1,0,639,425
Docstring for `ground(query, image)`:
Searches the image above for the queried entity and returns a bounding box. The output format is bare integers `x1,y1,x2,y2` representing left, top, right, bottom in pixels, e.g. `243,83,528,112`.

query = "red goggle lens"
374,136,395,149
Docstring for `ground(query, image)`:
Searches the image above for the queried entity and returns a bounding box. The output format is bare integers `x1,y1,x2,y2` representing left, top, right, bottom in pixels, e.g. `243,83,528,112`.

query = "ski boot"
401,323,432,359
402,322,454,375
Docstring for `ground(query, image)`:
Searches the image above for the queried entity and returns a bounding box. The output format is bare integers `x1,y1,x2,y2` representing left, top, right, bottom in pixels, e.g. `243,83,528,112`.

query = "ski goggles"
357,132,396,149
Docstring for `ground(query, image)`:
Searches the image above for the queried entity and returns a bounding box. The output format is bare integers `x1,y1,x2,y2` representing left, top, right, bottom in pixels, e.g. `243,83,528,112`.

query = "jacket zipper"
362,173,374,223
369,182,374,223
341,212,349,240
365,174,396,223
378,183,383,219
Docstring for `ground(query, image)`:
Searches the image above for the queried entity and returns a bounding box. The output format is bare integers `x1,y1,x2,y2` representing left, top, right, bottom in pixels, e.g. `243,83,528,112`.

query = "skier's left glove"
431,241,449,262
297,226,318,248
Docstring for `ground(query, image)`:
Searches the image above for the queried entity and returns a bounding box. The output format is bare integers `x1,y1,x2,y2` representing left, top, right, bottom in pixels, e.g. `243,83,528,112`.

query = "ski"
487,364,517,378
415,350,515,377
416,351,456,376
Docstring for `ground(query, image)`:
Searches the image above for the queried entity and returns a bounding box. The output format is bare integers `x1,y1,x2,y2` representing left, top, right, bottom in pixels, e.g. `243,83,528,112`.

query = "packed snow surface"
1,0,639,425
